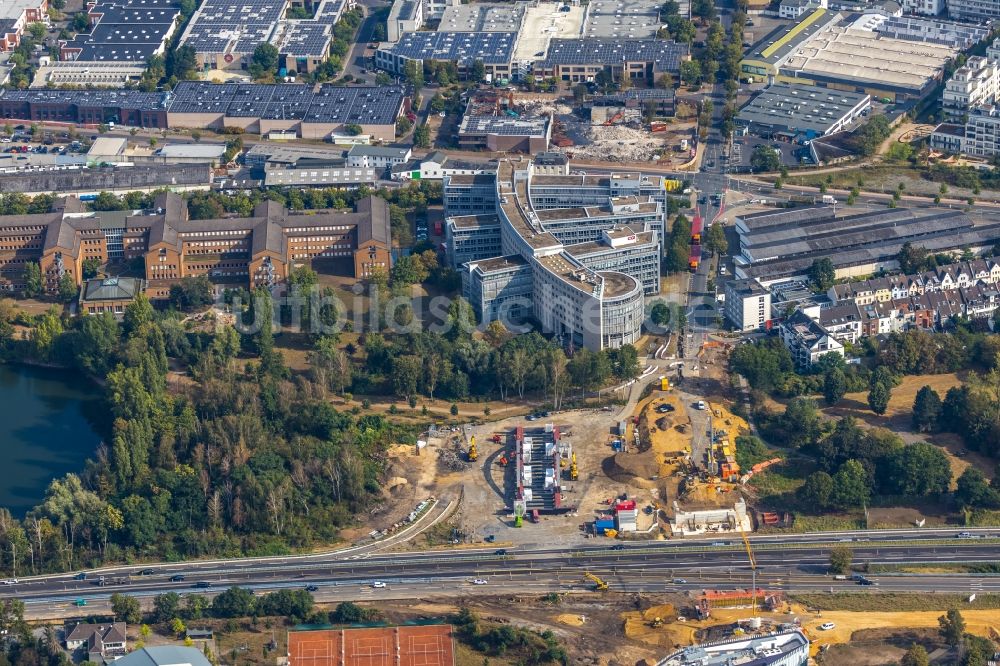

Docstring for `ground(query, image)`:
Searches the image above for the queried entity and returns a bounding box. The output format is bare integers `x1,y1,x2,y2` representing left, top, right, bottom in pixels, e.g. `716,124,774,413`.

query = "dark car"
169,574,185,582
610,545,625,551
494,549,508,556
484,535,496,543
139,568,156,576
305,585,319,592
73,572,87,580
193,581,212,589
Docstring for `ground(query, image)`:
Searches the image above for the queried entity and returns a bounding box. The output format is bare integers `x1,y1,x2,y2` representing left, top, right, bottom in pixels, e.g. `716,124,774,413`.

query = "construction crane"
739,524,758,616
584,572,608,591
569,452,579,480
468,435,478,462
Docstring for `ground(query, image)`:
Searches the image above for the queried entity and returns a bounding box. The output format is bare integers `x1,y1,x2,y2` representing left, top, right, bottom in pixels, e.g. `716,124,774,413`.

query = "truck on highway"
821,195,837,204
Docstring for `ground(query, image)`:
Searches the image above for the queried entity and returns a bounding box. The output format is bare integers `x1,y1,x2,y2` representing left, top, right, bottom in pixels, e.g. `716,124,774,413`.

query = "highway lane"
8,538,1000,611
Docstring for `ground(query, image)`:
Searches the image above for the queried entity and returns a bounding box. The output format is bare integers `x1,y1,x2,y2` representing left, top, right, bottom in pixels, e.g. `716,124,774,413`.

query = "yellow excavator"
584,571,608,591
569,452,579,480
468,435,478,462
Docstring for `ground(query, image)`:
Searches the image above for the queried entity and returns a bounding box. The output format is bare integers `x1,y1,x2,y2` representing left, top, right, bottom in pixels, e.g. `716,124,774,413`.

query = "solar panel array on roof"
387,31,517,65
180,0,285,54
279,21,332,57
166,82,406,126
542,38,687,71
0,87,166,109
61,0,181,62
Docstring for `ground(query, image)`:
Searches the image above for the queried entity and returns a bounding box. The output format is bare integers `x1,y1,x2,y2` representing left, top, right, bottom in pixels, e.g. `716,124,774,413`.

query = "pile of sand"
554,614,587,627
622,604,696,649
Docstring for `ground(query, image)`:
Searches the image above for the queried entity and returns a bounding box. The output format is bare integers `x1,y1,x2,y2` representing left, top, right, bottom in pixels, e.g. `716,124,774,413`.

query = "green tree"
58,272,77,302
211,587,256,618
867,368,893,415
152,592,181,623
471,59,485,83
882,443,951,496
111,593,143,624
704,222,728,255
23,262,43,298
413,124,431,148
82,257,102,279
954,467,1000,509
828,545,853,574
749,144,780,172
249,42,279,79
808,257,836,291
171,44,199,80
938,609,965,647
680,59,702,86
830,459,871,509
650,302,671,326
404,60,424,89
822,367,847,406
900,644,929,666
798,471,834,509
911,385,941,432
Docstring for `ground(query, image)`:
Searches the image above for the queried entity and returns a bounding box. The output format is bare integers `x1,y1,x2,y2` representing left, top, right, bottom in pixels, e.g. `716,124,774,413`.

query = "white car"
819,622,835,631
371,581,387,588
2,579,17,585
472,579,488,585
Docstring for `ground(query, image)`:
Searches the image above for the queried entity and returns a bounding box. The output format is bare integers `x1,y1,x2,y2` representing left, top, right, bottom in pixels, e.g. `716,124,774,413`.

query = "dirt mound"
554,613,587,626
601,452,659,487
386,476,409,491
622,604,695,649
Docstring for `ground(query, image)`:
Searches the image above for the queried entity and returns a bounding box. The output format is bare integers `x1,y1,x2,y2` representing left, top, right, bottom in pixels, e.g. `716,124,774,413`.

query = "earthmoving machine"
648,617,663,628
569,452,579,480
490,433,502,444
603,111,624,126
584,572,608,591
468,435,478,462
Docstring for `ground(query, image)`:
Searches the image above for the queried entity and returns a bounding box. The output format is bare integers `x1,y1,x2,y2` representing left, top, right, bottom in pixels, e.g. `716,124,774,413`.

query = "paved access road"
7,529,1000,619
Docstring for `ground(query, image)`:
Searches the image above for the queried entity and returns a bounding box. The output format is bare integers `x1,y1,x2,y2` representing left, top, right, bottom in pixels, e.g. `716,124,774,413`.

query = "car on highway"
73,572,87,580
371,581,387,588
494,549,508,556
672,578,687,584
957,531,977,539
472,579,488,585
193,581,212,588
2,579,17,585
610,544,625,551
74,599,87,607
169,574,185,582
305,585,319,592
819,622,836,631
139,568,156,576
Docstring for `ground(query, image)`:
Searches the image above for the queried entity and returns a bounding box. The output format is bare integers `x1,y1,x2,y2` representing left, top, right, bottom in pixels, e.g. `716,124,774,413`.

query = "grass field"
831,373,965,422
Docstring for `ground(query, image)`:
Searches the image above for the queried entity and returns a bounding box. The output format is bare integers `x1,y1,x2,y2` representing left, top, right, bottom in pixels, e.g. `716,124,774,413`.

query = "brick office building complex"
0,193,392,298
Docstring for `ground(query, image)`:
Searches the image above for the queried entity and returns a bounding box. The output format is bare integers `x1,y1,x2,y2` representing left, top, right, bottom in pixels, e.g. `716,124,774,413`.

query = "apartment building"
0,193,392,298
724,278,772,331
946,0,1000,22
942,55,1000,120
778,310,845,369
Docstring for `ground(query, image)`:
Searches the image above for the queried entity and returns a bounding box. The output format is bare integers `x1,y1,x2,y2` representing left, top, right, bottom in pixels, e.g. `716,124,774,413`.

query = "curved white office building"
466,158,645,350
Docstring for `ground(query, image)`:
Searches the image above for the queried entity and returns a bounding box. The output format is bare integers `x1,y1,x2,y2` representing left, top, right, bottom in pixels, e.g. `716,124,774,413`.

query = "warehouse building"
166,82,406,141
0,192,391,297
735,82,870,139
30,61,146,87
60,0,181,64
375,31,517,81
438,2,525,32
457,114,552,153
583,0,663,38
0,88,168,127
733,206,1000,284
244,143,380,185
740,8,957,100
179,0,287,71
535,38,688,83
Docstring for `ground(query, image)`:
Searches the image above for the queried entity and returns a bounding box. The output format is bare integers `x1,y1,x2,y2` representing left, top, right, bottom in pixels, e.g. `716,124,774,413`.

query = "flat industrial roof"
278,22,332,57
744,8,841,66
166,83,406,126
385,31,517,65
781,23,957,93
180,0,285,55
584,0,662,38
736,82,869,136
449,214,500,229
459,114,550,137
438,3,525,32
542,38,687,72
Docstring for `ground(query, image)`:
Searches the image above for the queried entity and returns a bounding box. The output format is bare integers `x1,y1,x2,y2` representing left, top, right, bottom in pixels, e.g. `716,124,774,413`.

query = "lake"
0,363,104,517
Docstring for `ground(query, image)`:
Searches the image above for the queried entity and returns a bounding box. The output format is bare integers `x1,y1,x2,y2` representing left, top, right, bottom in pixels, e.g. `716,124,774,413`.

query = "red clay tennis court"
288,625,455,666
